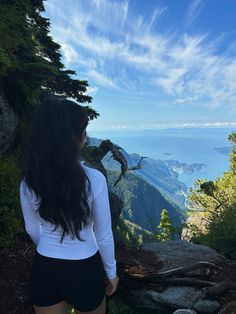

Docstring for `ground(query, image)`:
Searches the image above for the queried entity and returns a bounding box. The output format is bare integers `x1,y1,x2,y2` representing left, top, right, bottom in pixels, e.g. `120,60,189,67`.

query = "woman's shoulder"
20,178,30,196
19,178,41,205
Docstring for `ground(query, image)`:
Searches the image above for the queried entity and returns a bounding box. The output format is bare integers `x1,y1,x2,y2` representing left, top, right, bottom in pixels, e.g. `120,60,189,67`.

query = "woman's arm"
19,180,42,246
91,173,117,279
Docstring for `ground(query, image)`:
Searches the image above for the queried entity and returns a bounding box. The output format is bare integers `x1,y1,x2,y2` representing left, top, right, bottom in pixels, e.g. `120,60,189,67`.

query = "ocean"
88,128,235,191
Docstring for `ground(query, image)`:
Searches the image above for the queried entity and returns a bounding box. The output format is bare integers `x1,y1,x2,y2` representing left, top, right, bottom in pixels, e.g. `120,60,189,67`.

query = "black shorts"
28,250,106,312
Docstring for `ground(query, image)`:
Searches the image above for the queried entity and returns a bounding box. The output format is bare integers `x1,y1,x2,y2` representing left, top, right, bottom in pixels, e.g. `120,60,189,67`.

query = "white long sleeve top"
19,162,117,279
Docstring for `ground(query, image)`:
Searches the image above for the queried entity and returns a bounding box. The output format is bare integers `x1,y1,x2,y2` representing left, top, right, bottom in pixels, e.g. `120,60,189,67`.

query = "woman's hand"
105,275,119,296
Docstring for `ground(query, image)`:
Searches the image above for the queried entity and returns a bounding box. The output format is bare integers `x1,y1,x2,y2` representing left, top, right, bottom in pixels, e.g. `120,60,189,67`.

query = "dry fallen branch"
121,261,221,281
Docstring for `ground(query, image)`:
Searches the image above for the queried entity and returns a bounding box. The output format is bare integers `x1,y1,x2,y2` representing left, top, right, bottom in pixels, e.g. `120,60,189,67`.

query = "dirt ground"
0,233,35,314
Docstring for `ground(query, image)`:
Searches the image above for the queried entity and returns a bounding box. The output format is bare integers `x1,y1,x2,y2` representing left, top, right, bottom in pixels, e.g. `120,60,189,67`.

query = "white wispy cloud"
60,42,79,65
85,69,118,89
44,0,236,110
186,0,203,25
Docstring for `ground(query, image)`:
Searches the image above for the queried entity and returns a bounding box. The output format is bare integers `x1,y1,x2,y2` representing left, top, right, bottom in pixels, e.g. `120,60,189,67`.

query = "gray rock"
148,287,198,308
128,240,223,313
141,240,221,272
129,289,165,310
194,299,220,312
130,287,220,313
125,240,223,314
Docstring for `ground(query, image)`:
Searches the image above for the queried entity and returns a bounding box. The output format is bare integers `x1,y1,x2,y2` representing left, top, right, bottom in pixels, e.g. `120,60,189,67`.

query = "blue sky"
44,0,236,131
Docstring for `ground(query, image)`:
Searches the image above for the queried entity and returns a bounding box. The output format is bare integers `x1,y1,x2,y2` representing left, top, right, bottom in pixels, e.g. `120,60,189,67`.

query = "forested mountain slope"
107,168,182,230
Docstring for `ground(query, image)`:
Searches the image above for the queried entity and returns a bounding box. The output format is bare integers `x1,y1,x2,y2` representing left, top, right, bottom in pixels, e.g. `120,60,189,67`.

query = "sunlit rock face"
0,95,19,154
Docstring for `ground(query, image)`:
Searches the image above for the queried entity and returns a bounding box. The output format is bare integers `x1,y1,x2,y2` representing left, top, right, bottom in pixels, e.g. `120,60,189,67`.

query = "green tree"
0,0,99,249
0,151,23,249
0,0,98,133
185,131,236,259
156,209,175,241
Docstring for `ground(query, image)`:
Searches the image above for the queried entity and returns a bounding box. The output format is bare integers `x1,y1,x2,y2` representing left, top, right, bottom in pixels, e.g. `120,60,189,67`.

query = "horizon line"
88,123,236,132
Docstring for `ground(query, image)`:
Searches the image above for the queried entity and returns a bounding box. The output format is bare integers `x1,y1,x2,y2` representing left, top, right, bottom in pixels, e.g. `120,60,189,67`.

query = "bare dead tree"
83,139,146,186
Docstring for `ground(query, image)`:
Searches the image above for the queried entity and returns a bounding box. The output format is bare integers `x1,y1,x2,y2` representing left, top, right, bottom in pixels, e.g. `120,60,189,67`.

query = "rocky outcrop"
0,95,19,154
117,240,236,313
141,240,220,271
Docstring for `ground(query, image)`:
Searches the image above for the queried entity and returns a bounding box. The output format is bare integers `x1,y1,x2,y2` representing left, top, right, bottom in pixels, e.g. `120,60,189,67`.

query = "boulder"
130,287,220,313
125,240,224,313
141,240,221,272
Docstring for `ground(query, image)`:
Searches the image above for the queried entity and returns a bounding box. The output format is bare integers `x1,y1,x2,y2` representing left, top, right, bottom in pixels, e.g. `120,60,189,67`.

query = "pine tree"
157,209,175,241
0,0,98,121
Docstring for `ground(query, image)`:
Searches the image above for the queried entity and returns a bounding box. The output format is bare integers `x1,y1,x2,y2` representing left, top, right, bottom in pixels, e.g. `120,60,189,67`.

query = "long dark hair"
20,95,91,243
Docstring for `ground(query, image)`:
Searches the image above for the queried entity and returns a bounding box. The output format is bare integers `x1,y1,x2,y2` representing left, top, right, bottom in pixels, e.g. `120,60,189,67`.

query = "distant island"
214,146,232,155
162,152,171,156
163,159,207,175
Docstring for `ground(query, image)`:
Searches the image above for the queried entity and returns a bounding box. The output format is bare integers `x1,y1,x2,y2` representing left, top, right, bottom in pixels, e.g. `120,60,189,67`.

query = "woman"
19,95,119,314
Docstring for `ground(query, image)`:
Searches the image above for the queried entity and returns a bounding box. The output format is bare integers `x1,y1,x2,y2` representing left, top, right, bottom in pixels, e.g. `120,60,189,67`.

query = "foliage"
113,218,152,248
0,0,98,123
185,131,236,259
146,209,176,241
0,0,99,246
157,209,176,241
191,204,236,259
0,151,24,250
107,169,180,232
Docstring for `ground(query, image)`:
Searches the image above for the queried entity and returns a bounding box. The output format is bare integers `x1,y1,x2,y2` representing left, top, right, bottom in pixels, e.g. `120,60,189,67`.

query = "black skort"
28,250,106,312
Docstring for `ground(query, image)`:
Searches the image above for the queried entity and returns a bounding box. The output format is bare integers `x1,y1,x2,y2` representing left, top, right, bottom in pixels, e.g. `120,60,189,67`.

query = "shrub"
0,151,23,250
191,204,236,260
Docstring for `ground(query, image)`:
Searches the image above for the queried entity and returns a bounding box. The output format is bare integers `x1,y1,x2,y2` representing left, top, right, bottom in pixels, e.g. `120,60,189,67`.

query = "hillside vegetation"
185,132,236,259
107,169,181,233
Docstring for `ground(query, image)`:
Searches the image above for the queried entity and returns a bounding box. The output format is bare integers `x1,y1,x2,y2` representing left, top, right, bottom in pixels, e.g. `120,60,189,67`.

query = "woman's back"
20,161,116,279
19,96,118,312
